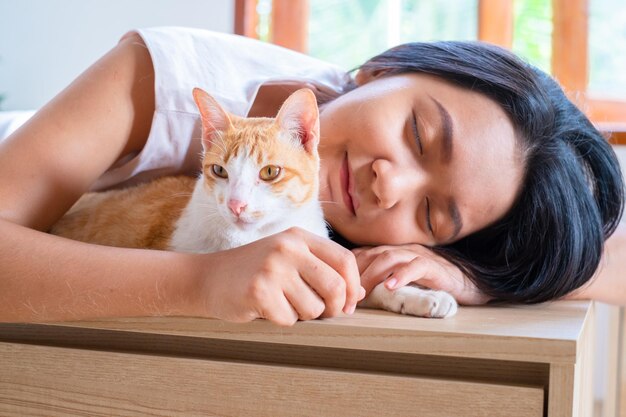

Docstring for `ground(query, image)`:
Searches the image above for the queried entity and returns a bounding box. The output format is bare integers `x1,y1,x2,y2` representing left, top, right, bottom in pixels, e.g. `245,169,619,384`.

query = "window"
235,0,626,143
308,0,477,70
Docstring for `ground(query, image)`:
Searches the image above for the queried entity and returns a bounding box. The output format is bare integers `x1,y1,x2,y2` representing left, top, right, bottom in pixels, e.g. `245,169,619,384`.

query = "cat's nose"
228,199,247,216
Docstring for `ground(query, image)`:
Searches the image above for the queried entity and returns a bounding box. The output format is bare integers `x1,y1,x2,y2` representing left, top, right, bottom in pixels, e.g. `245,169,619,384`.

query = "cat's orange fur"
50,176,195,249
50,89,320,251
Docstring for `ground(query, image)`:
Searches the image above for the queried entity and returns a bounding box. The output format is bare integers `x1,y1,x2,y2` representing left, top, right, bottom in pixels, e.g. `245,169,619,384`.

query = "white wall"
0,0,234,110
595,147,626,403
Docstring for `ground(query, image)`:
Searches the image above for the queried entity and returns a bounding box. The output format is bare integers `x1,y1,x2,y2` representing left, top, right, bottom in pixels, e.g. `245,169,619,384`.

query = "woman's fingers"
291,228,364,315
282,269,327,320
358,248,417,294
202,227,366,326
298,257,350,317
261,291,300,327
383,256,438,290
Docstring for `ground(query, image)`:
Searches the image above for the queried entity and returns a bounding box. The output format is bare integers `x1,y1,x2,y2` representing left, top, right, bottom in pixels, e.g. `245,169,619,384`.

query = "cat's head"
192,87,321,230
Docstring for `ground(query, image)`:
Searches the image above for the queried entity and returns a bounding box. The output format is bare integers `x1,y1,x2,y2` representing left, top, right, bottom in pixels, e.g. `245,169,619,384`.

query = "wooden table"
0,301,595,417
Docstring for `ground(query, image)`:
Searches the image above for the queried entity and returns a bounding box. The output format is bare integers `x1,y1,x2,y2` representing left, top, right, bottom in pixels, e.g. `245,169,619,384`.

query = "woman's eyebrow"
427,96,462,241
429,96,454,164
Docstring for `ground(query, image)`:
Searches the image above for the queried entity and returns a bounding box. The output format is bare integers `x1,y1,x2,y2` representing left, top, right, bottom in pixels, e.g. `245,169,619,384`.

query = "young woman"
0,27,623,324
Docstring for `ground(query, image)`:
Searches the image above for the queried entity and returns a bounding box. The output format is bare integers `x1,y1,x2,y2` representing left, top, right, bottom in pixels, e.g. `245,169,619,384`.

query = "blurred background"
1,0,625,119
1,1,625,415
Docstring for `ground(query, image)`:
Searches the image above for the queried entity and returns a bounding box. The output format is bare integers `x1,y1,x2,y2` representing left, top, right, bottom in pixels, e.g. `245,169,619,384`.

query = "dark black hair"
349,41,624,303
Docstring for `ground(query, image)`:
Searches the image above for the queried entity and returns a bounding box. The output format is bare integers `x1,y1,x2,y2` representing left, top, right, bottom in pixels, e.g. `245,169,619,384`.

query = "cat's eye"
259,165,282,181
210,164,228,179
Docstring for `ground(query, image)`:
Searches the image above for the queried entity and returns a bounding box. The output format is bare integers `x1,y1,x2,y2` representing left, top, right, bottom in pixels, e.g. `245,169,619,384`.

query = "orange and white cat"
52,88,327,251
52,87,457,318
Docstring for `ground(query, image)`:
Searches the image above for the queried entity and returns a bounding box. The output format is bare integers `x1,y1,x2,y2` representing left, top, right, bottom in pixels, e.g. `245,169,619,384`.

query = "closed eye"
425,197,433,236
412,112,423,155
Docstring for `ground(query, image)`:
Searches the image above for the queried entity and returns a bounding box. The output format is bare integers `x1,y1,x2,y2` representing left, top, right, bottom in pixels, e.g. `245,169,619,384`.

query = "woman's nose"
371,159,418,209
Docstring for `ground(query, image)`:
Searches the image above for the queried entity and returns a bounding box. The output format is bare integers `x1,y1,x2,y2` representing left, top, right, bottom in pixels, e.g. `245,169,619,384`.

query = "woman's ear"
354,68,389,86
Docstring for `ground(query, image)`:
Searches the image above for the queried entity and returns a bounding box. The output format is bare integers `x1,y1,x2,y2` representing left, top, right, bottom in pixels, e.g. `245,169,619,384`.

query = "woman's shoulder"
126,26,346,78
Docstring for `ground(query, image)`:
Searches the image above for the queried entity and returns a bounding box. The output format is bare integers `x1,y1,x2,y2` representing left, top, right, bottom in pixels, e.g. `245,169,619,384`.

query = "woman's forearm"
0,219,202,322
0,220,363,325
567,222,626,304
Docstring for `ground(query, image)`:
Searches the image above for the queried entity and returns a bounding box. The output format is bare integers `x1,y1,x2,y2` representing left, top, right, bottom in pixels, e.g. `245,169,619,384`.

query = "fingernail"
386,278,398,289
345,304,356,315
359,287,366,300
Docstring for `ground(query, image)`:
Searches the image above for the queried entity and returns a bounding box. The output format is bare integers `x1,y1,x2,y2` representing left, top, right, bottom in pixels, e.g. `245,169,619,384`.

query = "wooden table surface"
45,300,591,362
0,301,595,417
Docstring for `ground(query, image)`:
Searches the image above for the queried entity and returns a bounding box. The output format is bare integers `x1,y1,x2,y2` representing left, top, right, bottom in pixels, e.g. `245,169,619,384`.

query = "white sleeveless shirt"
90,27,350,191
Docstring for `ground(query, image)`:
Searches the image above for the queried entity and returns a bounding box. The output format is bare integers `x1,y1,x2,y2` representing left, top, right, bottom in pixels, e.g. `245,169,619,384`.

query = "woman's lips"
340,152,357,216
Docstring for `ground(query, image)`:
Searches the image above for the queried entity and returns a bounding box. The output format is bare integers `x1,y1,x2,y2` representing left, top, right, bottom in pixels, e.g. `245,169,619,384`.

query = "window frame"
234,0,626,144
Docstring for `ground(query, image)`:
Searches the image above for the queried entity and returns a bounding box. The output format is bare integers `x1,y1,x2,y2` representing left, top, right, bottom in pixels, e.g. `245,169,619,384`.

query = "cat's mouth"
232,217,255,229
340,152,357,216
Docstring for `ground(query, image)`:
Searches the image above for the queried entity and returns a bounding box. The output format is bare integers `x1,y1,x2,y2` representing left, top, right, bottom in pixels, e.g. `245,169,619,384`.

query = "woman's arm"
0,33,154,231
0,218,203,321
354,225,626,306
565,222,626,304
0,34,197,321
0,219,361,323
0,34,362,323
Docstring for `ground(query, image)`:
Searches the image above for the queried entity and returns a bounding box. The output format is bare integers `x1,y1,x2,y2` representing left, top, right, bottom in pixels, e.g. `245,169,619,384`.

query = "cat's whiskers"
199,211,224,225
195,203,220,211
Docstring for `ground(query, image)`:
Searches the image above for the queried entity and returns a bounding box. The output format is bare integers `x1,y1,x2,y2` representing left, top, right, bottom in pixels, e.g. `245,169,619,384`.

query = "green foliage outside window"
303,0,625,99
308,0,477,70
512,0,552,73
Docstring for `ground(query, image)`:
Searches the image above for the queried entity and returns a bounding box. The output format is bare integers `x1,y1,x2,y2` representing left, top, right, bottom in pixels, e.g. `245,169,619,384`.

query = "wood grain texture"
549,363,576,417
0,342,544,417
0,322,551,389
0,301,595,416
52,302,591,363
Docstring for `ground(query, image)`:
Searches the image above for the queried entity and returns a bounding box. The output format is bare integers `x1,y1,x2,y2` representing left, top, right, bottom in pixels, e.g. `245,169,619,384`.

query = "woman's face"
318,72,524,246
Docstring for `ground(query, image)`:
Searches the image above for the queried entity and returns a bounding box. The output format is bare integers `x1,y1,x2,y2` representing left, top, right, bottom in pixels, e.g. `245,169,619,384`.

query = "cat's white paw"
360,284,458,318
399,287,458,318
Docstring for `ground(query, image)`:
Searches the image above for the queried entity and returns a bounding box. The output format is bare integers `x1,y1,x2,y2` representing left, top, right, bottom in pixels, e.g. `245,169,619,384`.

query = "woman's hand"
352,244,490,306
195,227,365,326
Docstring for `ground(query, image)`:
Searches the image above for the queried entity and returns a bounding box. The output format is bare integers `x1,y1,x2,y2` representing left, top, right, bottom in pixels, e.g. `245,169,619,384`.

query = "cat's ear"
275,88,320,154
193,87,233,149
